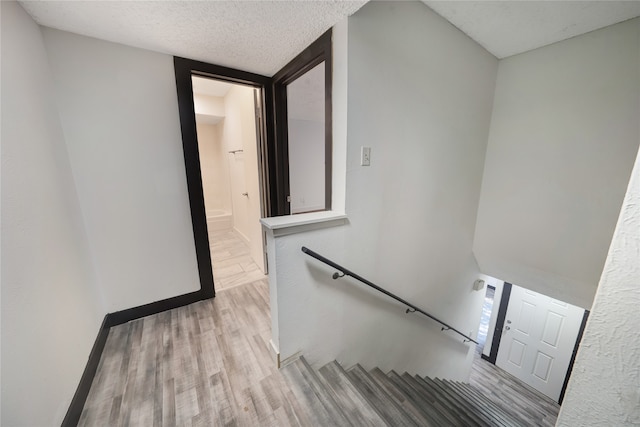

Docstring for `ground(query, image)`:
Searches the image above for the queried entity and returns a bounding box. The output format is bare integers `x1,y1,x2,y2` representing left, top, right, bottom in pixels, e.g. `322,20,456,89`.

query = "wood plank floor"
80,275,560,425
209,229,266,290
79,279,313,426
470,347,560,426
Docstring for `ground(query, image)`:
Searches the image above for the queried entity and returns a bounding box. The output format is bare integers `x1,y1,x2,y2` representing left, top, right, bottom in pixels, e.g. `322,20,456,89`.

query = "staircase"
282,356,534,426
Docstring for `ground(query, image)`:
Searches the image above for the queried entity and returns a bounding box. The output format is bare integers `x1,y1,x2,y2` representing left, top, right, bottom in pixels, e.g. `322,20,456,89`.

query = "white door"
496,284,584,402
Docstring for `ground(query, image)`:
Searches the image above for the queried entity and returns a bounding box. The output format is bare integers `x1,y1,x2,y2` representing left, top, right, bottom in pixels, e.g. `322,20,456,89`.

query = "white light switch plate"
361,146,371,166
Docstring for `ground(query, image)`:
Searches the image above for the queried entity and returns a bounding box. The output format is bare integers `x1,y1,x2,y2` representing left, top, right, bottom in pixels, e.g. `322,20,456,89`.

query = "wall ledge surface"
261,211,348,237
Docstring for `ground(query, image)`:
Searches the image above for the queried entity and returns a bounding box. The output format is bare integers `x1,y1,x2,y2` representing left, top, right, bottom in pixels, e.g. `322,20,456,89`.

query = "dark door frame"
483,282,513,364
173,57,276,298
272,29,333,215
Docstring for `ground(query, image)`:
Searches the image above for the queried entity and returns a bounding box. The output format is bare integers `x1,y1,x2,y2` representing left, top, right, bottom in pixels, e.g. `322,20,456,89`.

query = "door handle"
505,326,511,331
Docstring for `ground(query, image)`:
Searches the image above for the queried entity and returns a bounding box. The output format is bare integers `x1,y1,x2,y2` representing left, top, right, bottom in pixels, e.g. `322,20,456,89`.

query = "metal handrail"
301,246,478,345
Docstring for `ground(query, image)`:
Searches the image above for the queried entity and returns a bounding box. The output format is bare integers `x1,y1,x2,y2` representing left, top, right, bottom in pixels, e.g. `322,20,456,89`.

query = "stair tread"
399,372,467,427
447,380,525,426
283,355,542,427
319,361,388,426
435,378,515,427
386,370,453,426
281,357,351,426
368,368,439,427
420,377,489,427
346,364,418,427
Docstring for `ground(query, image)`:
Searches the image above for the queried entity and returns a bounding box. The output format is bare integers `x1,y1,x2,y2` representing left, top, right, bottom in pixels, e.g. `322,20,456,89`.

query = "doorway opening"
476,285,496,355
191,76,267,290
174,57,275,297
174,31,333,295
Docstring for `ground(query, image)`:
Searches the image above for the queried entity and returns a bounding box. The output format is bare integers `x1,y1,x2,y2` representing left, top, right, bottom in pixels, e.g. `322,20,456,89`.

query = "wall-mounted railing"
301,246,478,345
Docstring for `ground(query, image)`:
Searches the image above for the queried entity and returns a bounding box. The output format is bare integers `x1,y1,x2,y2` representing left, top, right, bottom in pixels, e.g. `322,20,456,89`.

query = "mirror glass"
286,62,326,214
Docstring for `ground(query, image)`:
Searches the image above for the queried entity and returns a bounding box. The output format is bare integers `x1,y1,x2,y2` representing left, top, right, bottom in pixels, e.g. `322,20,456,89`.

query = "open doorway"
476,284,496,355
191,76,266,290
174,57,275,298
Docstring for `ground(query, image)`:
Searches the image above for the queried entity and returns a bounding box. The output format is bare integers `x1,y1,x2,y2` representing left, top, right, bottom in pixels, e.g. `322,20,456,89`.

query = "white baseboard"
269,339,280,368
279,351,302,369
233,227,251,245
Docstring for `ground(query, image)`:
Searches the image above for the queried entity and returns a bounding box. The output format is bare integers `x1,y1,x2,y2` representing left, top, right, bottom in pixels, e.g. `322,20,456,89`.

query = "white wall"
474,18,640,310
1,2,104,424
557,130,640,426
221,85,265,272
41,29,201,312
196,122,232,215
270,1,498,379
288,119,326,213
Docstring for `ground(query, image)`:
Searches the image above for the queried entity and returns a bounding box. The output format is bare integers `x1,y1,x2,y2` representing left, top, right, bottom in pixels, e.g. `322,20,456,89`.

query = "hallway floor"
79,276,560,425
209,228,266,290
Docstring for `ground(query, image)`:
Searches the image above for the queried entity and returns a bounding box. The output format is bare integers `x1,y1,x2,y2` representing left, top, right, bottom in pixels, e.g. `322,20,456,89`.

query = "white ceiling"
19,0,367,76
19,1,640,76
192,76,232,97
423,1,640,59
195,113,223,125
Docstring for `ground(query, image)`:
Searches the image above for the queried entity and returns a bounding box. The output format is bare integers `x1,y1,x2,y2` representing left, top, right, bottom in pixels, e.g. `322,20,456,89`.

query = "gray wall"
42,28,201,312
474,18,640,309
1,2,104,424
270,1,498,380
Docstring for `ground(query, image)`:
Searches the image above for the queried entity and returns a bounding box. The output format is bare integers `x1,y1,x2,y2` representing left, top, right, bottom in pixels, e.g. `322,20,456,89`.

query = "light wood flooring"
470,347,560,426
79,279,306,426
209,229,266,290
80,277,560,425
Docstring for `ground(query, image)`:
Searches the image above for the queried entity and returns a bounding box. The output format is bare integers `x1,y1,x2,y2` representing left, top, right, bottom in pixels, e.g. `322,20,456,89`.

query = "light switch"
361,146,371,166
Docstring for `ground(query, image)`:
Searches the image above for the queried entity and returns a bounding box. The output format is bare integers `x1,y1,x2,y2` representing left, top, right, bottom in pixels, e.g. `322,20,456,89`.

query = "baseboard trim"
233,227,251,246
61,316,110,427
105,289,208,328
269,339,281,368
280,351,302,369
63,288,213,425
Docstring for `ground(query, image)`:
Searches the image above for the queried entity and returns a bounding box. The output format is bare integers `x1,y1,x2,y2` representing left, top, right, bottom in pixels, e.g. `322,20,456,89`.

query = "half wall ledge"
260,211,348,237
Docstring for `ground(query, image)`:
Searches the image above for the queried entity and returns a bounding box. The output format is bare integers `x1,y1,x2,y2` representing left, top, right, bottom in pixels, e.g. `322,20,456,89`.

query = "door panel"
496,284,584,402
507,339,526,367
541,311,563,347
515,301,536,334
533,351,553,380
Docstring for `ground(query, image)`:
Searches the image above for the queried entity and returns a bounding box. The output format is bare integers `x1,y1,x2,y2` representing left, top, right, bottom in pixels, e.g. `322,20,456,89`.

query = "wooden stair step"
422,377,490,427
280,357,351,426
411,375,485,427
385,370,451,426
346,364,418,427
399,372,467,427
435,378,515,427
368,368,439,427
447,380,525,426
318,361,388,426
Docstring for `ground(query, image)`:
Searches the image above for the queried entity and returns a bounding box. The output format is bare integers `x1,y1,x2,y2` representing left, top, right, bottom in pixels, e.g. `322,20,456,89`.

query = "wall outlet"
361,146,371,166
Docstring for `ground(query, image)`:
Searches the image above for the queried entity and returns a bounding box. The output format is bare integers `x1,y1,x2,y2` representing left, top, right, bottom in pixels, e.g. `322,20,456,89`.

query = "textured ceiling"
19,0,640,76
423,1,640,59
19,0,367,76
